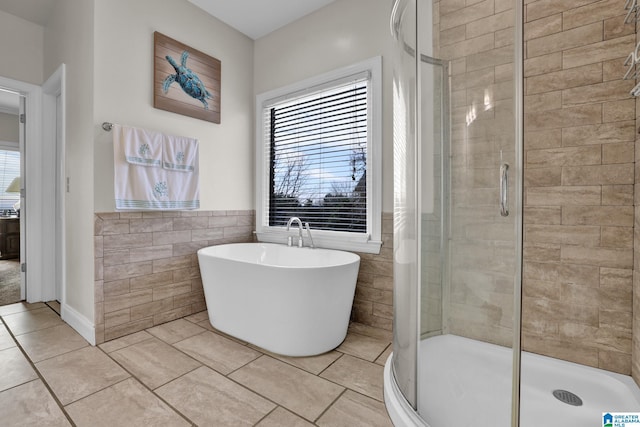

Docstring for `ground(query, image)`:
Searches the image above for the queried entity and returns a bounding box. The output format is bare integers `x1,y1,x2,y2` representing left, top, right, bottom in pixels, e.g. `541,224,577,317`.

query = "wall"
523,2,634,374
0,113,19,142
93,0,254,212
254,0,395,213
43,0,96,326
89,0,255,342
94,210,253,343
0,10,43,85
254,0,395,331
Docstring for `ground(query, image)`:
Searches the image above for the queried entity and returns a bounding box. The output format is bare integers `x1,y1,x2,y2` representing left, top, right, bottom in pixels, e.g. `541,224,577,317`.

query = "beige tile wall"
94,210,254,344
524,1,634,374
435,0,635,375
95,211,394,343
351,212,394,331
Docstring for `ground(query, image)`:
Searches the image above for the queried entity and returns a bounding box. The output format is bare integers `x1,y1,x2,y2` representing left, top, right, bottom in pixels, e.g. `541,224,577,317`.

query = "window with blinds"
264,76,369,234
0,149,20,211
256,57,382,253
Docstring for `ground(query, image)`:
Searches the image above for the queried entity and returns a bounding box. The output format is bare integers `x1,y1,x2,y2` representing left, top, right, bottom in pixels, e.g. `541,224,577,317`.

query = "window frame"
255,56,382,254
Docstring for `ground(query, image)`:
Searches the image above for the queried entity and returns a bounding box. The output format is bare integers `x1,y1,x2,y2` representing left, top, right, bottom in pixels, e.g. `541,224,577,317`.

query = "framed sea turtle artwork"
153,31,221,123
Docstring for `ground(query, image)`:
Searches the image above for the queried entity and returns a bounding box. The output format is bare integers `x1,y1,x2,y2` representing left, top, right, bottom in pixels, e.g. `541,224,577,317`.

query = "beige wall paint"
43,0,95,323
0,112,19,142
93,0,254,212
0,10,43,85
254,0,395,212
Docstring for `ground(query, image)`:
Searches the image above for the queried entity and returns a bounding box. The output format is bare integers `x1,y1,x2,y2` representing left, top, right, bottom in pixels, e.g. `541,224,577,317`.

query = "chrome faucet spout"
286,217,304,247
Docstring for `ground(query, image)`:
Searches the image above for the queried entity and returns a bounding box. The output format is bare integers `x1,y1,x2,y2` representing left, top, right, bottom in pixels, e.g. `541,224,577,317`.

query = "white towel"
122,125,162,167
163,136,197,172
113,124,200,210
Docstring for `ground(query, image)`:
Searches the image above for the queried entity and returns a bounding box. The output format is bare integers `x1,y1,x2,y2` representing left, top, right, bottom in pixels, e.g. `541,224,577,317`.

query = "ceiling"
0,0,56,26
0,0,337,40
187,0,337,39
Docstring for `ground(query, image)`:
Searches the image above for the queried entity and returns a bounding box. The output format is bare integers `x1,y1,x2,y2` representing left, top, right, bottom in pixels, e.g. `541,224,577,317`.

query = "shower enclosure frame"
385,0,525,425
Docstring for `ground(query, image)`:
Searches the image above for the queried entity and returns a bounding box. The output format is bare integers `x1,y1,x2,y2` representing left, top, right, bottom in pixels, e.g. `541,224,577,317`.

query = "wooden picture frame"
153,31,221,124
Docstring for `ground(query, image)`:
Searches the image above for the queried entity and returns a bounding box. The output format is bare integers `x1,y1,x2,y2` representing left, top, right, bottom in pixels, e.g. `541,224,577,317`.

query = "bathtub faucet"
304,223,315,249
286,217,304,247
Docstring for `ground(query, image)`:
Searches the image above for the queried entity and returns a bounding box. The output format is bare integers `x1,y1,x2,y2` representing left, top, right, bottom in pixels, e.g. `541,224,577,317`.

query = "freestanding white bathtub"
197,242,360,357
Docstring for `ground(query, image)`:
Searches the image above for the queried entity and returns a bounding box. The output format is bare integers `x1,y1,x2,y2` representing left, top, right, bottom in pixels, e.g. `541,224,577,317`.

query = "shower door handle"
500,163,509,217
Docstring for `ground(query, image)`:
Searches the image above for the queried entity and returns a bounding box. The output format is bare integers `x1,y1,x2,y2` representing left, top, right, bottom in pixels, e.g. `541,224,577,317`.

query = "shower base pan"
384,334,640,427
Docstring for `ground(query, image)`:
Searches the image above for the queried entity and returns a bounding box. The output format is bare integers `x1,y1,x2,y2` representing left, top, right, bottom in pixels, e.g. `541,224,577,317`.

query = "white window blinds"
264,75,369,233
0,149,19,212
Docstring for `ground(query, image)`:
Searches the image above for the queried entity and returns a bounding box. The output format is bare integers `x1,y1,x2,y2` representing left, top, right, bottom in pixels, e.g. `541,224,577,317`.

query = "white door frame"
42,65,66,305
0,72,63,304
18,96,25,299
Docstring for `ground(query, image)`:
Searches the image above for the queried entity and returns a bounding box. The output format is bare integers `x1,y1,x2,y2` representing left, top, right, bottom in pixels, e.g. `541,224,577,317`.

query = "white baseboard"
61,303,95,346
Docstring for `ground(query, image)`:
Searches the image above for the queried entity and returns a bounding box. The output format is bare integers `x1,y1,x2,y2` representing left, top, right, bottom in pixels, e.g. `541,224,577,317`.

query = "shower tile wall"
94,211,394,344
94,211,254,344
523,1,634,375
435,0,518,348
435,0,635,375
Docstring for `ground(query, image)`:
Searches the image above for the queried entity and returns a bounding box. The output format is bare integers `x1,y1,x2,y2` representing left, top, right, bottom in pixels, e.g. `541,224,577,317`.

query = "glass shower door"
391,0,523,425
391,0,419,408
416,0,523,424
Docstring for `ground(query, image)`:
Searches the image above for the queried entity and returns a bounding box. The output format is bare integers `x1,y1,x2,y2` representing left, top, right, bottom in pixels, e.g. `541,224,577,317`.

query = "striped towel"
163,136,197,172
113,124,200,210
121,125,162,167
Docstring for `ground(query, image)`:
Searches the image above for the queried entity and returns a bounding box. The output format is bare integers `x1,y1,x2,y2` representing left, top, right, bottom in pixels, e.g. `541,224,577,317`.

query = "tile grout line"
0,314,77,427
250,405,279,426
173,346,338,425
317,352,345,377
125,331,305,426
95,341,198,426
63,376,133,407
4,303,87,365
45,301,61,315
223,352,355,425
98,333,155,354
216,329,389,408
373,342,393,367
315,352,388,403
103,323,327,425
374,342,393,365
312,388,348,425
214,353,301,419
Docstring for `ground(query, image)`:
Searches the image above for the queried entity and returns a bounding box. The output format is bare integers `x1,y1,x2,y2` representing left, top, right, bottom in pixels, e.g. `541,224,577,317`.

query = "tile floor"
0,302,394,426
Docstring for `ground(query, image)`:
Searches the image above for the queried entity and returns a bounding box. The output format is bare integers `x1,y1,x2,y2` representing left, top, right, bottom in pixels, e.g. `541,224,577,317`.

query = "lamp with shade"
5,176,20,215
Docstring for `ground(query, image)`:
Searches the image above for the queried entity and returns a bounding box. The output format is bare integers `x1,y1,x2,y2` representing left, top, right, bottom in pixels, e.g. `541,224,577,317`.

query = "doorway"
0,89,23,306
0,70,65,308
